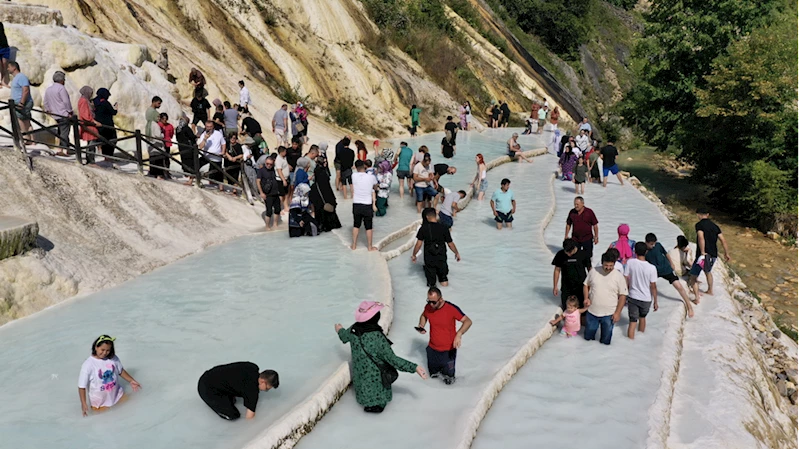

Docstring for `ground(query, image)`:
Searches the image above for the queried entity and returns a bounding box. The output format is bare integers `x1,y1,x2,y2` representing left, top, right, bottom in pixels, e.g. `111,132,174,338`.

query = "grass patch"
327,99,360,130
276,83,313,109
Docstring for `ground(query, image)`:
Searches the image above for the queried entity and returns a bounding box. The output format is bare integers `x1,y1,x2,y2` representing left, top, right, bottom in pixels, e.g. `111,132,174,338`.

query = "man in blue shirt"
7,61,33,137
490,178,516,230
578,117,592,138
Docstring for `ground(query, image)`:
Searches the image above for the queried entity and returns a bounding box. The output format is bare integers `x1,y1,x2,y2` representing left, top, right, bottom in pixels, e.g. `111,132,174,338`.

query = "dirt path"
619,147,798,339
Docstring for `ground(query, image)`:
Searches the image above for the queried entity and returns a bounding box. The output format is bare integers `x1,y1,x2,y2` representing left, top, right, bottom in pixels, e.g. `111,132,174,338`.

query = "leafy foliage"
622,0,797,227
493,0,596,58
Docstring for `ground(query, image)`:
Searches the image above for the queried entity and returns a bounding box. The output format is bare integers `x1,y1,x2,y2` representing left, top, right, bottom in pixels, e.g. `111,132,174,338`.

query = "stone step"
0,216,38,260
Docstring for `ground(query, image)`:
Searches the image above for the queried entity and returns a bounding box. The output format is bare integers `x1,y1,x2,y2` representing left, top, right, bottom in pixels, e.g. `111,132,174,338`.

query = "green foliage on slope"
622,0,797,228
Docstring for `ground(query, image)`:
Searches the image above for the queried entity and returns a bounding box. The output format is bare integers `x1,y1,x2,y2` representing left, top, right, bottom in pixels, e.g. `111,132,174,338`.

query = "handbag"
357,333,399,389
295,122,305,132
315,183,335,212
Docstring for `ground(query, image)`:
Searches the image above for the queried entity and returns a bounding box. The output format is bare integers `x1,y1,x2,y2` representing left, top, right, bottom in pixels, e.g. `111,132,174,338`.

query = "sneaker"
364,405,384,413
443,376,456,385
430,373,440,379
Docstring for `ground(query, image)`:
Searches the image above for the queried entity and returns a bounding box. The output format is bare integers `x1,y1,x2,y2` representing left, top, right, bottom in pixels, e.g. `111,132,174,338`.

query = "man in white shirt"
575,129,590,153
583,251,628,345
274,146,290,212
272,104,289,147
238,80,251,113
624,242,658,340
42,71,73,150
412,153,438,213
197,120,226,191
438,189,466,229
351,160,379,251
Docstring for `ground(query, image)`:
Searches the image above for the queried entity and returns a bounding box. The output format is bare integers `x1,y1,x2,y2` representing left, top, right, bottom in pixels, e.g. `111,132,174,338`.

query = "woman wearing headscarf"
77,86,101,164
175,114,199,185
609,224,636,266
295,102,308,142
375,160,393,217
288,158,317,237
334,301,427,413
309,150,342,233
93,88,118,159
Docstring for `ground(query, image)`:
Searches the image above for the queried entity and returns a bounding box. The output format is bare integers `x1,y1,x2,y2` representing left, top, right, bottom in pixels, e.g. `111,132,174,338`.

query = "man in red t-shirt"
565,196,599,259
415,287,473,385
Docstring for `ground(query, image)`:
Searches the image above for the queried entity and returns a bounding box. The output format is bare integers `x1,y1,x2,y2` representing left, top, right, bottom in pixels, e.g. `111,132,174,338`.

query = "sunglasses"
426,300,439,305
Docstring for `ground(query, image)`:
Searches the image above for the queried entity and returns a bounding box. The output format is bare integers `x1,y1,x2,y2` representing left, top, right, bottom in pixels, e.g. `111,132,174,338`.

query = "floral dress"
337,327,417,408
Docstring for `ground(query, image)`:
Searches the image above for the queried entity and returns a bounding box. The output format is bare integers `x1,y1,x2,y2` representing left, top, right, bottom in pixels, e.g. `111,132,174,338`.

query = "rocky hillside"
4,0,638,140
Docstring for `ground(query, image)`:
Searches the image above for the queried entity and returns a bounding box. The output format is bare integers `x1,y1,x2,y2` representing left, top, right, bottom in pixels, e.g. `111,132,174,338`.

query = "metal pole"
134,129,144,175
193,145,201,188
72,115,82,165
8,99,32,171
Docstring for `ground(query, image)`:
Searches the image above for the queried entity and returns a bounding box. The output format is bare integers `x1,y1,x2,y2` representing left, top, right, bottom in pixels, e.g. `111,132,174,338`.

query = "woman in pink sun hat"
335,301,428,413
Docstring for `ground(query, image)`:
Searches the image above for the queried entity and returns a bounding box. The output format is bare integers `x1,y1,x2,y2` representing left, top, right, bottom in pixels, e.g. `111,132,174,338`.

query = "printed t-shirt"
491,189,515,214
551,249,591,292
413,163,431,188
440,192,460,217
397,146,413,171
695,218,722,257
566,207,598,243
424,301,465,351
645,242,673,276
78,356,124,408
624,258,657,302
202,362,261,412
441,137,454,158
600,145,618,167
584,267,628,317
351,171,377,205
417,221,452,263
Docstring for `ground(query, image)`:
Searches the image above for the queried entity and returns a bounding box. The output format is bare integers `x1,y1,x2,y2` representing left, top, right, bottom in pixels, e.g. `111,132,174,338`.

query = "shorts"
538,119,546,128
396,170,411,179
627,297,652,322
16,100,33,121
439,212,453,228
479,179,487,193
0,47,9,60
414,185,438,202
274,128,286,142
334,162,341,170
659,272,679,284
289,171,295,184
690,256,717,276
575,179,585,184
263,196,281,217
198,373,240,420
603,164,620,176
495,211,514,223
341,169,353,185
426,346,456,378
352,203,374,230
507,151,518,160
192,114,207,126
424,260,449,287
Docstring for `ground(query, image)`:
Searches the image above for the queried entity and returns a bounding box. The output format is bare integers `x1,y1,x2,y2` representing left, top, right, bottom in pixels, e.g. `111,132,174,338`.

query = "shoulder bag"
357,333,399,388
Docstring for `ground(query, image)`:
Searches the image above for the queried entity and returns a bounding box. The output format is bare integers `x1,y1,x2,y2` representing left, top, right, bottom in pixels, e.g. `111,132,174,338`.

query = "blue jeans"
414,185,438,202
584,312,614,345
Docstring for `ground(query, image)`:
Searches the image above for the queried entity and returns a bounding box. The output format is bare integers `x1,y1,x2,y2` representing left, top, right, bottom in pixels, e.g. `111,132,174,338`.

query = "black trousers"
198,374,240,420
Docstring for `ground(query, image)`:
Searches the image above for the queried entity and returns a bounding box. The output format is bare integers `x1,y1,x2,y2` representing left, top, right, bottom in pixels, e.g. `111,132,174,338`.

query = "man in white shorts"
272,104,289,146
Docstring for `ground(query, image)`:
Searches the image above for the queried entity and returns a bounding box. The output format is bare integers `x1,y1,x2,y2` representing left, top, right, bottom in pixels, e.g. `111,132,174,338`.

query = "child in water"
78,335,141,416
675,235,694,276
549,295,590,337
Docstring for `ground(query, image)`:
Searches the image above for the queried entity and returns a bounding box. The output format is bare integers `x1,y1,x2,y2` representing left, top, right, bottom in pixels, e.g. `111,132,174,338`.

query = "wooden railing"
0,99,255,204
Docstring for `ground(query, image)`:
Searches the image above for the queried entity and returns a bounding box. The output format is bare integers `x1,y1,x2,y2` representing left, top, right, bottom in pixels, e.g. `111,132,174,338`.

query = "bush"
495,0,596,58
277,83,312,109
327,99,361,130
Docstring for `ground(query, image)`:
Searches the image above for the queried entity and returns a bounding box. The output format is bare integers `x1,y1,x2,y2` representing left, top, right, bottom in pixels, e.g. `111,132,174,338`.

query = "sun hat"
355,301,384,322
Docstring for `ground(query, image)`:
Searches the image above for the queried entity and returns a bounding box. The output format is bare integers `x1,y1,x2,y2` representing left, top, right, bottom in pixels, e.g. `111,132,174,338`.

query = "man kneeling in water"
198,362,279,420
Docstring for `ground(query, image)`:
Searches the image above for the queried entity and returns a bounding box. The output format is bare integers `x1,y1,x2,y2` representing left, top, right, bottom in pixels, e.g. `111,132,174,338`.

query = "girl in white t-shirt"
78,335,141,416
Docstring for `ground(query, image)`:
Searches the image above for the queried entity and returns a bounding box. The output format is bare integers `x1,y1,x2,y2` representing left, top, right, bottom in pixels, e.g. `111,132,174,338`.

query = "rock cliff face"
10,0,577,140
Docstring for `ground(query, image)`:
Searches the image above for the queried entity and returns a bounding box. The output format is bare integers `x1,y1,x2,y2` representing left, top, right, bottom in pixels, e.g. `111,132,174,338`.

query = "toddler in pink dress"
549,296,589,337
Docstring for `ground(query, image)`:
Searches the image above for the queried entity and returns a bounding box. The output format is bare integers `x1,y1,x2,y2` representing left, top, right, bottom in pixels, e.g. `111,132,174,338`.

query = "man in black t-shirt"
411,208,461,287
444,116,458,144
689,208,731,302
337,142,356,199
551,238,591,309
241,114,262,138
197,362,279,420
190,91,211,132
499,101,511,127
433,163,456,187
600,142,624,187
256,156,282,231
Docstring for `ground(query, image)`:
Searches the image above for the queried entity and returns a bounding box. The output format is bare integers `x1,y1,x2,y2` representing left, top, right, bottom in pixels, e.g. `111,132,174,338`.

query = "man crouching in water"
198,362,279,420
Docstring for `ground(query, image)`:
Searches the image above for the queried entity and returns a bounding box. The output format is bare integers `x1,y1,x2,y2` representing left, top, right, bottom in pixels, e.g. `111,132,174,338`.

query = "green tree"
496,0,596,57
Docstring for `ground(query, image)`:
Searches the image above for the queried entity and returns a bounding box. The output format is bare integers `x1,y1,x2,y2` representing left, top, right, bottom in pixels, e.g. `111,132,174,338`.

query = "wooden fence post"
72,115,82,165
134,129,144,175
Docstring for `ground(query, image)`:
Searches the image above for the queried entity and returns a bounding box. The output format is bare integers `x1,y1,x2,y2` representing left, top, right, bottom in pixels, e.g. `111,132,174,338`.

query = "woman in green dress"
335,301,428,413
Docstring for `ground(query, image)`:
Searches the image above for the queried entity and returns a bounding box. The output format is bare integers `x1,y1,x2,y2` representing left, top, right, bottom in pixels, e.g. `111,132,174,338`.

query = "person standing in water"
351,160,379,251
470,153,488,201
197,362,279,420
491,178,516,230
415,287,473,385
78,335,141,416
393,141,414,199
689,208,731,303
412,208,461,287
